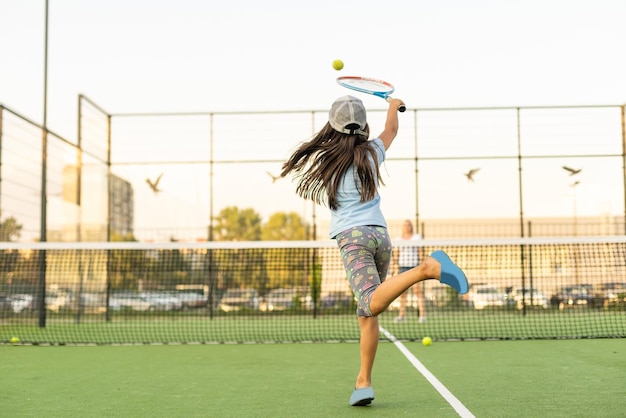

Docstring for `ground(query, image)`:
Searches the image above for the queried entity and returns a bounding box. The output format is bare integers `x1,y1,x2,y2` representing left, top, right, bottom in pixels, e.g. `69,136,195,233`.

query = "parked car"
140,292,183,311
320,291,354,309
550,285,601,310
46,291,69,312
593,282,626,308
509,287,549,310
10,294,34,313
109,294,153,312
174,292,207,309
219,288,259,312
0,294,12,315
260,288,311,312
466,285,507,310
78,293,107,314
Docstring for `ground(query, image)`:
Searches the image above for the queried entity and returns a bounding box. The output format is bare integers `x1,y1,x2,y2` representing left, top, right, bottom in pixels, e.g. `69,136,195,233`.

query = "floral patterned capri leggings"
335,225,393,317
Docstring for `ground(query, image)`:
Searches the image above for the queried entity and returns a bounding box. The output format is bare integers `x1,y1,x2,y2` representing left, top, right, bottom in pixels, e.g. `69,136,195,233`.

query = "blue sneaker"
350,387,374,406
430,250,469,294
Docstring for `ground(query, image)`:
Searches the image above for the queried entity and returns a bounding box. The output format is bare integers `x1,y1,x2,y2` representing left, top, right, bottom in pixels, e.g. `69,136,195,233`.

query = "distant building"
109,174,134,239
59,165,134,241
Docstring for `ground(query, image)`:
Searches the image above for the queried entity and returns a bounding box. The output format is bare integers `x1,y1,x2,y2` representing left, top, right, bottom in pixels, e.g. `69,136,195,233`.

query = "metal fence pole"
0,105,3,221
621,105,626,235
413,109,420,232
38,0,50,328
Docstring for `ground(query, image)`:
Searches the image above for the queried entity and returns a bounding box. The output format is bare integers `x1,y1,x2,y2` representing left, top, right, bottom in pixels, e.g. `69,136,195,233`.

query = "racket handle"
386,97,406,112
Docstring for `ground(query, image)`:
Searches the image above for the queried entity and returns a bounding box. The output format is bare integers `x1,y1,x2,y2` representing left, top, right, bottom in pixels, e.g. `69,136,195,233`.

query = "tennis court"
2,238,625,416
2,3,626,417
2,336,623,417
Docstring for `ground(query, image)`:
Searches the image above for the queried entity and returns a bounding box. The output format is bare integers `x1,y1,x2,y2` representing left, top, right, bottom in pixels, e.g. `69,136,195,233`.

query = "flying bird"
464,168,480,182
266,171,280,183
562,166,582,176
146,173,163,193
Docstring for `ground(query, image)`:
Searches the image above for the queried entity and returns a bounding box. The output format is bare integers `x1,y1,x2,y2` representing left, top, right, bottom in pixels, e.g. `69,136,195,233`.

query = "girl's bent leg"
369,251,469,316
369,257,440,316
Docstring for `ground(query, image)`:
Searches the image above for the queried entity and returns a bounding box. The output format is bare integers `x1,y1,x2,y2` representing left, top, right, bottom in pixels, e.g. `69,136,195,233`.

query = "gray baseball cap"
329,95,368,136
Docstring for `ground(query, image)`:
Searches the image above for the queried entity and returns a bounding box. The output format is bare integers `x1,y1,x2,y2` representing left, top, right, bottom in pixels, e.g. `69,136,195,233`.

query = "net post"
206,248,215,319
37,250,47,328
105,249,112,322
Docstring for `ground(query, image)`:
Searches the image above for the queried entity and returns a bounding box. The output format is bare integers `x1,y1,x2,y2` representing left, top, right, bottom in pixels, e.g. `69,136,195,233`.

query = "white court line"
380,327,475,418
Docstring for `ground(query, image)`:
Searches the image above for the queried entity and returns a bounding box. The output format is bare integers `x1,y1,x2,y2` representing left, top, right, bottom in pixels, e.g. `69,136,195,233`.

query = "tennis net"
1,237,624,345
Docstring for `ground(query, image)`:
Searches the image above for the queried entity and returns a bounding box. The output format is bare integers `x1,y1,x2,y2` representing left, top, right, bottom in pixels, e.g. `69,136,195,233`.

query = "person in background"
392,220,426,323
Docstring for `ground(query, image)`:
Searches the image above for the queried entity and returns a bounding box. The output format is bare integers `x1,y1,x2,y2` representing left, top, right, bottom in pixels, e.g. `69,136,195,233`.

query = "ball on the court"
10,336,20,344
422,336,432,346
332,59,344,71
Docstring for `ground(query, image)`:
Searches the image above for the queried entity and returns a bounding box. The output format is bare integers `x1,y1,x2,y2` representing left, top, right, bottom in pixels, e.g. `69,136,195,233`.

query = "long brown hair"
280,122,383,210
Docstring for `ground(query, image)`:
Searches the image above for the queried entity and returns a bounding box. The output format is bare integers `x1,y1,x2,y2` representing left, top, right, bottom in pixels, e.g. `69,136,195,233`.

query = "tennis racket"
337,76,406,112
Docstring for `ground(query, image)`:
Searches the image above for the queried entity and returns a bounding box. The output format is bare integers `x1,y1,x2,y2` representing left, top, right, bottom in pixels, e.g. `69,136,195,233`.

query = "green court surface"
1,338,624,417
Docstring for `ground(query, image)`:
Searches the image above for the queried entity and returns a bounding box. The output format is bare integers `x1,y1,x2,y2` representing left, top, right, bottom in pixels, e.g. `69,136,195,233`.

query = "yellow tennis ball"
332,59,344,71
10,336,20,344
422,336,432,346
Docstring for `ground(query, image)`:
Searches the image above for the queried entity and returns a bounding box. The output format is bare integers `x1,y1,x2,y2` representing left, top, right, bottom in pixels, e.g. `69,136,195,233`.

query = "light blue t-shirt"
329,137,387,239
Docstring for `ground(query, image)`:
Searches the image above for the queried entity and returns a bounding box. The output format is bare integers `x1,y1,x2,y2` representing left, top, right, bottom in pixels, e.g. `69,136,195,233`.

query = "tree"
0,216,23,242
259,212,310,290
212,206,262,241
0,249,19,275
0,218,24,282
210,207,265,291
261,212,307,241
110,232,138,242
106,231,147,290
150,247,190,285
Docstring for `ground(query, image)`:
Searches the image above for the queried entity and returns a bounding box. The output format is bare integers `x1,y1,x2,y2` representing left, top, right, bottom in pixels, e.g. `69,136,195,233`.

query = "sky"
1,0,626,240
2,0,625,130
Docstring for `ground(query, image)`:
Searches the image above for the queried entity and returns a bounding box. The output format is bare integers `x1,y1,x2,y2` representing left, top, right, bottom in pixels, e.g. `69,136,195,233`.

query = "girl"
280,95,468,406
